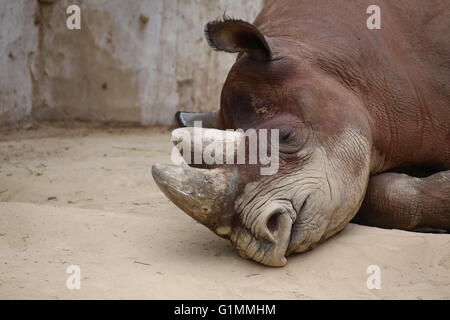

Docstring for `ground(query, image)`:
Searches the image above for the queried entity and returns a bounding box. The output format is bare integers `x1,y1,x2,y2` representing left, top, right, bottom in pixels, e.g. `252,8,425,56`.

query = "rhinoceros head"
152,18,373,266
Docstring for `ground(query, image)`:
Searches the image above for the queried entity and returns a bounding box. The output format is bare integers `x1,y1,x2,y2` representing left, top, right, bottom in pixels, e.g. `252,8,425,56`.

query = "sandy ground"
0,125,449,299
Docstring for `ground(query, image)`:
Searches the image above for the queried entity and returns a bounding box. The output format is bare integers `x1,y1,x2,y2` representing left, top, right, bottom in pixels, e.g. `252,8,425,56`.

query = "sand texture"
0,126,449,299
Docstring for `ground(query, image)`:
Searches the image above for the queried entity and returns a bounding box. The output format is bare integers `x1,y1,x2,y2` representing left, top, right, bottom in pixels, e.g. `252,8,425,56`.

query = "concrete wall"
0,0,265,126
0,0,39,125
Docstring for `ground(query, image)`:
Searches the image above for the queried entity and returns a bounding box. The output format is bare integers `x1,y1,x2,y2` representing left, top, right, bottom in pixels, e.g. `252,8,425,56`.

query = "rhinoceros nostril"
266,212,281,234
202,206,211,213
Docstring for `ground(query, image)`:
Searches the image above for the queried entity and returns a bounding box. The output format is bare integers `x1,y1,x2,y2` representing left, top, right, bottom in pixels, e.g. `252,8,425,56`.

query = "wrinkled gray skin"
153,0,450,267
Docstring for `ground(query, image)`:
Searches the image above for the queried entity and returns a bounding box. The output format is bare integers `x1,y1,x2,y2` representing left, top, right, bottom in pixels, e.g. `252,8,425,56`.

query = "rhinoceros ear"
205,18,273,61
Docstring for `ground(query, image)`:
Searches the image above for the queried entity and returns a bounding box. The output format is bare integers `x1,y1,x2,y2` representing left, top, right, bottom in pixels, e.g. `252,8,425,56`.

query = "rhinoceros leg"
354,170,450,231
175,111,220,128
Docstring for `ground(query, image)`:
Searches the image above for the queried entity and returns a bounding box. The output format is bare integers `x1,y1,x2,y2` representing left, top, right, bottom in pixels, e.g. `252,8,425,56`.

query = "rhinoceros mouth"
231,215,293,267
229,199,298,267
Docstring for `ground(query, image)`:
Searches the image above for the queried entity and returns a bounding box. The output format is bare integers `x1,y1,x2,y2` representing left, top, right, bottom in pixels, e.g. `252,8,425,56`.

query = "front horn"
151,164,241,237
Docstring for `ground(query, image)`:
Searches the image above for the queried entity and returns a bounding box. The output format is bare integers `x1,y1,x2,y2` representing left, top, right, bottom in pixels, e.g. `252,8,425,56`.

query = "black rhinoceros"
152,0,450,266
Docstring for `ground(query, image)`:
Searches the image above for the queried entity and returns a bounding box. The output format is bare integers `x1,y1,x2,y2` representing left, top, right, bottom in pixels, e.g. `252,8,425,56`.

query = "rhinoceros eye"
279,127,296,143
278,127,302,154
